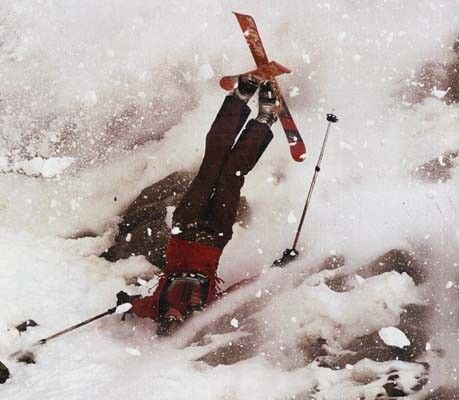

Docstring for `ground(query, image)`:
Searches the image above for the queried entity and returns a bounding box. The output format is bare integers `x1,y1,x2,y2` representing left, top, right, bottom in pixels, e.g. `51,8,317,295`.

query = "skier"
117,77,281,335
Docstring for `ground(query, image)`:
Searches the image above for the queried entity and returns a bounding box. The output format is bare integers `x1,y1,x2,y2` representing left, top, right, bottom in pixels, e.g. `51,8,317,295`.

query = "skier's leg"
172,96,249,230
206,119,273,247
206,81,280,248
173,77,258,240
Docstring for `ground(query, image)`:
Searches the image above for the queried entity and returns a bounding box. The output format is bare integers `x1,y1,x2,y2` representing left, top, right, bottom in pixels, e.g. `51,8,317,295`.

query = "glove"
116,290,132,305
116,291,141,311
116,290,143,320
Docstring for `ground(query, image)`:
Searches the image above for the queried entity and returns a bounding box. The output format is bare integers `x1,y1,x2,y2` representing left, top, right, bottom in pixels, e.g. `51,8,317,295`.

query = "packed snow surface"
1,0,459,398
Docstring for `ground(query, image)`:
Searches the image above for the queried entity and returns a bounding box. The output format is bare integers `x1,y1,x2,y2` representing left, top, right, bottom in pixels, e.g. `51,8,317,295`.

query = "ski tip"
232,11,249,18
291,143,307,162
232,11,255,25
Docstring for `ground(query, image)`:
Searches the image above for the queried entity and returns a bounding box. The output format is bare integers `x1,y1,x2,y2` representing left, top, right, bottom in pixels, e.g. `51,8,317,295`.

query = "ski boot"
234,74,259,103
256,81,281,127
156,272,210,336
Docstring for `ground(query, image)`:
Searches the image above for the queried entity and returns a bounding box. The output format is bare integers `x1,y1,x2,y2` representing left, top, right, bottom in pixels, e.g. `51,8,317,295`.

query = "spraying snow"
1,0,459,398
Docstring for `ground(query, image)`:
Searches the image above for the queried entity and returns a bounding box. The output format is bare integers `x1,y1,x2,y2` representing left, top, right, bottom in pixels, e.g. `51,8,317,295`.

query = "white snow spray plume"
0,0,459,398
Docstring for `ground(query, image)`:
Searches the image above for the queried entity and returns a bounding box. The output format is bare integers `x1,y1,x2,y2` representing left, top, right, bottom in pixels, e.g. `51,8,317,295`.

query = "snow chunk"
70,199,80,211
445,281,454,289
125,347,141,356
0,157,8,170
197,63,214,81
289,87,300,98
83,90,98,106
302,54,311,64
379,327,410,348
230,318,239,328
431,86,450,99
165,206,175,228
171,226,182,235
386,32,394,44
339,141,354,151
338,32,347,41
12,157,74,178
287,211,297,224
115,303,132,314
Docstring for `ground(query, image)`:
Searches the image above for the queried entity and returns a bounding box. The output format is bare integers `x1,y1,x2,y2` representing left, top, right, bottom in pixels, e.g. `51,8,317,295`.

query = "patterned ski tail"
233,12,306,162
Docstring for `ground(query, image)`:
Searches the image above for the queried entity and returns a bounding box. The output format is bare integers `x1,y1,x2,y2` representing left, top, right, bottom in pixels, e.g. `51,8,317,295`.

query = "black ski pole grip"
272,248,299,268
327,113,338,123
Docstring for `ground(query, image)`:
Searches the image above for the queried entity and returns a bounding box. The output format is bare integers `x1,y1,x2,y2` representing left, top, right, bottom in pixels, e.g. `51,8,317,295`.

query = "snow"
0,0,458,398
431,86,450,100
289,86,300,98
1,157,75,178
287,211,297,224
125,347,141,356
254,271,420,351
230,318,239,328
115,304,133,314
83,90,98,107
197,63,215,81
379,327,411,349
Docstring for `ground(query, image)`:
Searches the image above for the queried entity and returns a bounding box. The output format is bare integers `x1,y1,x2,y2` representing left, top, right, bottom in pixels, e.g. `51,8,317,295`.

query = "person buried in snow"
116,76,281,336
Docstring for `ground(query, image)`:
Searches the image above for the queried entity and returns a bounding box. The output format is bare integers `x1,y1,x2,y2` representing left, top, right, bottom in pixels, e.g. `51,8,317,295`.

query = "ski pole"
9,306,117,362
273,111,338,267
36,307,116,345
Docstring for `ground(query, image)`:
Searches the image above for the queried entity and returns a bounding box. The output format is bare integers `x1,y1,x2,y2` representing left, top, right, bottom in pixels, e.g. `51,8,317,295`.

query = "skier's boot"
256,81,281,127
156,272,211,336
233,74,259,103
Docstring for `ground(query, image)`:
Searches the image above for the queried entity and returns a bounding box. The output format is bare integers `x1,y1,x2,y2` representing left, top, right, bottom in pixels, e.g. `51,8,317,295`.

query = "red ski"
220,12,307,162
220,61,291,91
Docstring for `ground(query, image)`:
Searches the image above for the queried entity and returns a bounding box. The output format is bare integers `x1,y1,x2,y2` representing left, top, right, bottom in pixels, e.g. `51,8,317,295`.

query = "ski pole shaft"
9,307,117,362
272,111,338,268
291,112,338,251
37,307,116,345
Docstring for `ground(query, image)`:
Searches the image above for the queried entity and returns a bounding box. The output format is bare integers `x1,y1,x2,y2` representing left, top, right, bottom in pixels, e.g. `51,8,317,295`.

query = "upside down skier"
117,77,281,336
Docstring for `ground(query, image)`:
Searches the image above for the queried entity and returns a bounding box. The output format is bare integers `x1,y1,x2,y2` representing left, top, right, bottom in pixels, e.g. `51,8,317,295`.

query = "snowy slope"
1,0,459,398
